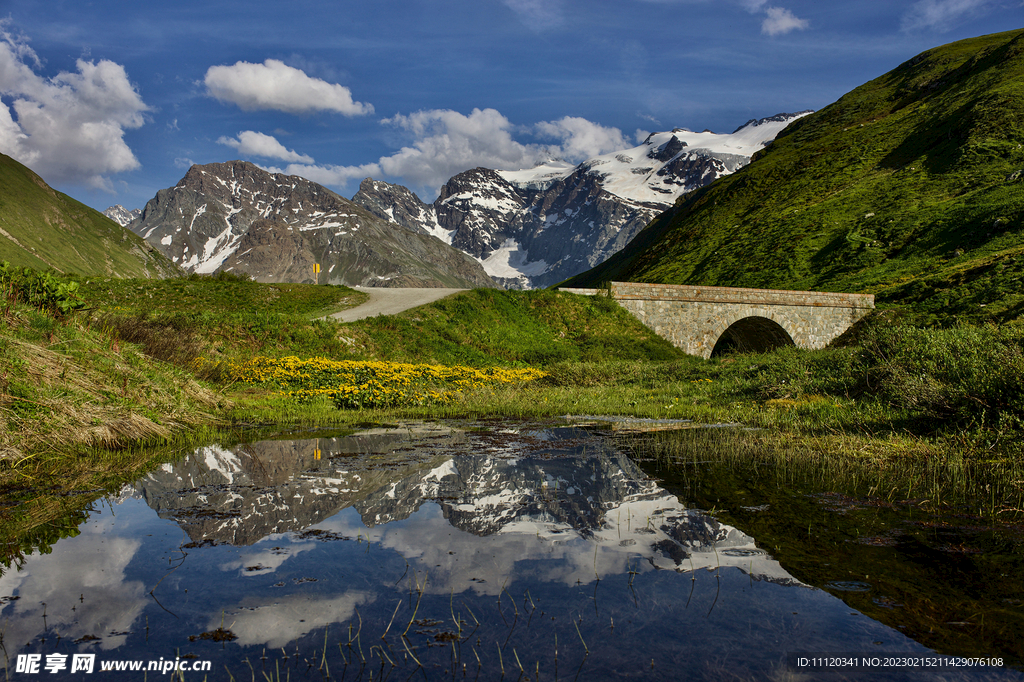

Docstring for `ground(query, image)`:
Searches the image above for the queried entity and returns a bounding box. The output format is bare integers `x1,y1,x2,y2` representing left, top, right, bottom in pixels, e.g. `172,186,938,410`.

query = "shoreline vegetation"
2,269,1023,561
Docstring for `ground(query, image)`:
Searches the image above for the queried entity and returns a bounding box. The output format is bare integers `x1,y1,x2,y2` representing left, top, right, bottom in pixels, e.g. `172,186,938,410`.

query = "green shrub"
746,346,864,400
858,324,1024,427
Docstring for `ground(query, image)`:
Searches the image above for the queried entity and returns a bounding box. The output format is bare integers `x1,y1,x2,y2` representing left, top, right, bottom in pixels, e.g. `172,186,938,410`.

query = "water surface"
1,421,1020,680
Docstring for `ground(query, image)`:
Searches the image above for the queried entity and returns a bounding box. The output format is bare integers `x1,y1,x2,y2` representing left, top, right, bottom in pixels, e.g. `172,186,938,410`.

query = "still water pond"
2,421,1021,680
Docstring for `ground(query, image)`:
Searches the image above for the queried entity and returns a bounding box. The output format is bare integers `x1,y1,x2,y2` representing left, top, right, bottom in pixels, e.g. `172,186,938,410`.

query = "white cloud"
0,20,149,190
376,108,545,191
204,59,373,116
901,0,990,31
217,130,314,164
761,6,809,35
268,108,628,198
369,108,629,195
534,116,629,161
209,591,373,649
637,111,662,126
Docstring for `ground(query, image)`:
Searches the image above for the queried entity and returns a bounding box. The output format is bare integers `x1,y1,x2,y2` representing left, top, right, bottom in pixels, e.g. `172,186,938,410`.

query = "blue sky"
1,0,1020,212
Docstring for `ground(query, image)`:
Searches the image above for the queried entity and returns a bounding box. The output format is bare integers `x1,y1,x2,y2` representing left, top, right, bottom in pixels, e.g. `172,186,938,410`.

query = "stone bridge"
560,282,874,358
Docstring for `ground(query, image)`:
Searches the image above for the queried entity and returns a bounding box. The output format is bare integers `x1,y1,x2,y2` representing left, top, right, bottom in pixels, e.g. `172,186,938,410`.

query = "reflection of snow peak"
136,424,801,587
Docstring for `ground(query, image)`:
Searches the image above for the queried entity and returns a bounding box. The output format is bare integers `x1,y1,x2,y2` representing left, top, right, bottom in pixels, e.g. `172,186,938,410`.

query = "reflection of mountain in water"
136,424,463,545
137,423,799,583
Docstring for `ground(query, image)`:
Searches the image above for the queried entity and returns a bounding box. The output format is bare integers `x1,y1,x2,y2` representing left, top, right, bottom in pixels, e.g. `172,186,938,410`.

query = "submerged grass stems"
0,427,243,572
623,425,1024,522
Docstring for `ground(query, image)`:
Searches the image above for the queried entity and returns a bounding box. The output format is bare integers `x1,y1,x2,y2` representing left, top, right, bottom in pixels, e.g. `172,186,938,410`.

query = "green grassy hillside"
345,288,684,366
0,154,178,278
564,29,1024,325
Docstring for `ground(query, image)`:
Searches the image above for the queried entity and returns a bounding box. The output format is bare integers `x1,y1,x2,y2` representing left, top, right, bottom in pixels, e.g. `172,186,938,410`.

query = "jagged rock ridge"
130,161,495,288
352,113,811,288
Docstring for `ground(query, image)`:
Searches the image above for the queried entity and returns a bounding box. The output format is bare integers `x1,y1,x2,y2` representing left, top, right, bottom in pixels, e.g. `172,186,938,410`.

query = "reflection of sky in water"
0,424,1019,681
0,522,146,652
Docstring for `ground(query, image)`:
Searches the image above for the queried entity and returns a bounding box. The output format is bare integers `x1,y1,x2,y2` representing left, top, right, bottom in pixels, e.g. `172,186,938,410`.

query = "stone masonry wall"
559,282,874,358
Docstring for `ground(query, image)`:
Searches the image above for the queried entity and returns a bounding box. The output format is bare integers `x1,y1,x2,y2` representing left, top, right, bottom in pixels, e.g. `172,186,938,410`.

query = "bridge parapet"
559,282,874,358
609,282,874,309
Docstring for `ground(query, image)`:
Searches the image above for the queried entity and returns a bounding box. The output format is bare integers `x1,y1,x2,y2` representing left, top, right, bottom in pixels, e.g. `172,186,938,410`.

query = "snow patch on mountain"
480,239,549,278
499,113,811,207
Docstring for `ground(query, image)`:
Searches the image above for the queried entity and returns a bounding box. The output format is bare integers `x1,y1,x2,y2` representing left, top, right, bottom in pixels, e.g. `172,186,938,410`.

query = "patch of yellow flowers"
206,355,546,409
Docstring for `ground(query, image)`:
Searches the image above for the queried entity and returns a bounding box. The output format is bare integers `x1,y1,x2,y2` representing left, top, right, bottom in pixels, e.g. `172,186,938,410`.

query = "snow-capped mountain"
129,161,495,288
353,112,811,288
103,204,142,227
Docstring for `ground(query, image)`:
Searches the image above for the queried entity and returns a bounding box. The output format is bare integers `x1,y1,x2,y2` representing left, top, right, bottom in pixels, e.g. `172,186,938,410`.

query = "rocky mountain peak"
130,162,495,288
103,204,142,227
647,135,687,162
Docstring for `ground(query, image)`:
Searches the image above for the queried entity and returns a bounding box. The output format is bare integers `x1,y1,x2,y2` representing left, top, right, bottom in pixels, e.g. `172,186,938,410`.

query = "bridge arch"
709,315,796,357
558,283,874,358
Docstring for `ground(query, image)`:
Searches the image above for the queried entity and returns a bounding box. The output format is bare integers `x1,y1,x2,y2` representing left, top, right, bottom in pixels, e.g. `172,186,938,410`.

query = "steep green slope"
565,29,1024,325
0,154,178,278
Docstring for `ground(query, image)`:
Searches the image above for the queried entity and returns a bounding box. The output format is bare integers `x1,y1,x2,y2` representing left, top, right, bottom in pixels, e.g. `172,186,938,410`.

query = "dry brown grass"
1,325,225,465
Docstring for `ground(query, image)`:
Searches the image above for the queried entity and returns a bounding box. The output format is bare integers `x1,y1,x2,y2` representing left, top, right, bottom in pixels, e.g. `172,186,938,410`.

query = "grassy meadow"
2,270,1023,490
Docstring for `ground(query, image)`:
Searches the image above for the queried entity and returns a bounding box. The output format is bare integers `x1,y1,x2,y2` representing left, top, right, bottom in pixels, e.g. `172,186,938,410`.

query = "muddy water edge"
0,419,1021,681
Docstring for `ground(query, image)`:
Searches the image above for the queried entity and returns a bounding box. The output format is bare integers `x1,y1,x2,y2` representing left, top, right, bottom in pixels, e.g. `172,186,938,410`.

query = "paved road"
329,287,467,322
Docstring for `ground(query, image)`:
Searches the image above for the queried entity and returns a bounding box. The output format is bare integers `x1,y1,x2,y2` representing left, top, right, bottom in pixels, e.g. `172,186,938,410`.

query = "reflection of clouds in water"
312,494,796,596
215,591,374,649
0,522,146,651
315,504,632,596
218,535,319,575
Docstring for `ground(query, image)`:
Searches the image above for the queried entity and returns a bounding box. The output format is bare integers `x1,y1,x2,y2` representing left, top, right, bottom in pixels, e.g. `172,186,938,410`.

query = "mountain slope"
563,29,1024,325
352,114,807,288
0,154,177,278
131,161,495,288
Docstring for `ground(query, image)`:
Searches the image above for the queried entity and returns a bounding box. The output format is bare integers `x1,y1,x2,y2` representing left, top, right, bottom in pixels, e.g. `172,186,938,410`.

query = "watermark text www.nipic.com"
15,654,213,674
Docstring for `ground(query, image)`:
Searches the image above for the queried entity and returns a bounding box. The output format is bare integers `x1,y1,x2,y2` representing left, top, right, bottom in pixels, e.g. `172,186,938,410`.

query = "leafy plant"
0,261,86,319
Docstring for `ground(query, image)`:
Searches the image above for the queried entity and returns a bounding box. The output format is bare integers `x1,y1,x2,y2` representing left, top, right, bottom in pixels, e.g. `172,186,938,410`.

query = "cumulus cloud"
901,0,990,31
217,130,314,164
734,0,809,36
760,6,809,35
204,59,373,116
0,20,149,190
368,108,629,194
376,108,544,190
534,116,629,161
